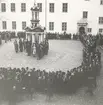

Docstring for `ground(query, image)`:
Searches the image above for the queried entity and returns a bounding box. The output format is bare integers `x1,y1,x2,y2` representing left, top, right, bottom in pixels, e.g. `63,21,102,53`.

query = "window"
49,3,54,13
11,3,15,12
12,21,16,29
37,3,42,12
2,21,7,29
62,3,68,12
99,17,103,24
21,3,26,12
100,0,103,5
49,22,54,30
83,11,88,18
22,21,26,30
62,22,67,31
1,3,6,12
88,28,92,33
99,28,103,33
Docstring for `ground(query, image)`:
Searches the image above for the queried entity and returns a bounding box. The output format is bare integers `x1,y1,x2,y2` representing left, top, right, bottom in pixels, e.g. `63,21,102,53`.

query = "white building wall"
0,0,103,34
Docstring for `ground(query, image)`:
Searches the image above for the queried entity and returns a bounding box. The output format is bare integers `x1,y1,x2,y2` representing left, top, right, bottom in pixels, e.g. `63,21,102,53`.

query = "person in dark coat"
35,43,41,60
27,41,32,56
45,40,49,55
14,40,18,53
19,39,23,52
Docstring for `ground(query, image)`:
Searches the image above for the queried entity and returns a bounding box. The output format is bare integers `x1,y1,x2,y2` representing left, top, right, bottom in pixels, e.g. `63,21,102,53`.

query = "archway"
79,27,85,35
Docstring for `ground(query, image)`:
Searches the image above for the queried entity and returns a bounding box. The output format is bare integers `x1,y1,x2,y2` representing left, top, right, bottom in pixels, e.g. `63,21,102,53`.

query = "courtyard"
0,40,103,105
0,40,83,71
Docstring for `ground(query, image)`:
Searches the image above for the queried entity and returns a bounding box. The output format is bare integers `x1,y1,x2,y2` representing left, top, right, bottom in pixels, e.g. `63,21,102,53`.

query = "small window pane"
99,17,103,24
1,3,6,12
83,11,88,18
62,3,68,12
49,3,54,13
11,3,15,12
49,22,54,30
2,21,7,29
21,3,26,12
88,28,92,33
62,22,67,31
100,0,103,5
12,21,16,30
99,28,103,33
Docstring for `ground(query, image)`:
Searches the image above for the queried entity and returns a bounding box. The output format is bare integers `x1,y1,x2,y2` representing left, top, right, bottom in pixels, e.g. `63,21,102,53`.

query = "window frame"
99,17,103,24
99,28,103,33
100,0,103,5
62,3,68,13
62,22,67,31
88,28,92,33
12,21,16,30
1,3,6,12
11,3,15,12
2,21,7,29
49,3,54,13
49,22,54,31
83,11,88,18
21,3,26,12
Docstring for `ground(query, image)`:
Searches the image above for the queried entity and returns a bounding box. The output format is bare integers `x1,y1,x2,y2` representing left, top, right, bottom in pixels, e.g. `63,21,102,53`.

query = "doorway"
79,27,85,35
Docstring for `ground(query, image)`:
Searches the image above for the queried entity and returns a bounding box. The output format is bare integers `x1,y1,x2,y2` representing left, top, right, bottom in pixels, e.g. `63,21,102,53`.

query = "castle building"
0,0,103,35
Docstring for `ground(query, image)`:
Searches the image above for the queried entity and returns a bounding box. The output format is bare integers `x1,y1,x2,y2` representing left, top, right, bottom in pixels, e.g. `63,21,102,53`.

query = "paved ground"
0,40,83,72
0,40,103,105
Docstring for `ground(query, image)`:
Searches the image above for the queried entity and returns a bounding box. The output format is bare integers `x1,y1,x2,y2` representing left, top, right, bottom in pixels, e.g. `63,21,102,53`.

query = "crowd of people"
0,33,102,104
14,38,49,60
47,32,79,40
0,32,102,105
47,32,103,42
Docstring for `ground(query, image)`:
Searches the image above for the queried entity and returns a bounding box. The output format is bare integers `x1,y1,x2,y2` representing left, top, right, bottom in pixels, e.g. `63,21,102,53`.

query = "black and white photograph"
0,0,103,105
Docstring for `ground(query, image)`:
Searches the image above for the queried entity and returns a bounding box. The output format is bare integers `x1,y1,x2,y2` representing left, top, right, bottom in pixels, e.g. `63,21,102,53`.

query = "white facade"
0,0,103,34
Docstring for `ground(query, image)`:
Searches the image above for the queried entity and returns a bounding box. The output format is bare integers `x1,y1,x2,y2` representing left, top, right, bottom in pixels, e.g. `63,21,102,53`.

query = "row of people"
0,47,101,102
47,32,79,40
0,33,101,103
80,33,101,95
0,55,101,102
47,32,103,41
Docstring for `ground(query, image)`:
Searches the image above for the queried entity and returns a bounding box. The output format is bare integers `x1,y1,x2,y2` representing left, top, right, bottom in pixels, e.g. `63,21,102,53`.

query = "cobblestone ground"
0,40,103,105
0,40,83,72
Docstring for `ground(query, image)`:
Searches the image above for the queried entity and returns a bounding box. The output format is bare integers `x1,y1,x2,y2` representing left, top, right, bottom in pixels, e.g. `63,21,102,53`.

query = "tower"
31,3,40,28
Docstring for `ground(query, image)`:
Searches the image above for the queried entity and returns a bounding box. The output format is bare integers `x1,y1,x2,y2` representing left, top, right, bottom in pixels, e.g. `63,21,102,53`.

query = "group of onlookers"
47,32,79,40
0,33,102,104
47,32,103,43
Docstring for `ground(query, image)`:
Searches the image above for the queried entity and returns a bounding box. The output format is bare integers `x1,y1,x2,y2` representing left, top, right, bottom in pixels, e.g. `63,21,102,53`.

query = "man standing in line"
14,39,18,53
19,38,23,52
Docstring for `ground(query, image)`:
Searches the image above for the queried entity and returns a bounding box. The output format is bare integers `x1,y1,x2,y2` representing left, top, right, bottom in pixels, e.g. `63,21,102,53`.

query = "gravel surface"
0,40,83,72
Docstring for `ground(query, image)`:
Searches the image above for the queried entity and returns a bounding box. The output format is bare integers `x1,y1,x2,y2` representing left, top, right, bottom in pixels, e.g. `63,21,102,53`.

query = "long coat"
14,41,18,53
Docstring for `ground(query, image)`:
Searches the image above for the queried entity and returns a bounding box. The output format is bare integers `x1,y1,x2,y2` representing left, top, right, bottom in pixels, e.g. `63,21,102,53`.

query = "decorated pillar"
42,33,44,41
38,34,41,43
32,33,35,43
